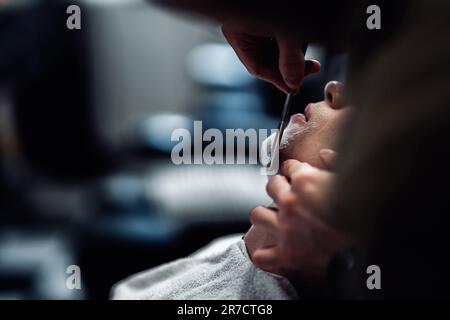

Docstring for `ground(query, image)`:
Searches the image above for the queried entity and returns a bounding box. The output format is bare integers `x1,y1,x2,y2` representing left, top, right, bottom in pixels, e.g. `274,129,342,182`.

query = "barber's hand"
249,159,350,285
222,19,321,93
319,148,338,171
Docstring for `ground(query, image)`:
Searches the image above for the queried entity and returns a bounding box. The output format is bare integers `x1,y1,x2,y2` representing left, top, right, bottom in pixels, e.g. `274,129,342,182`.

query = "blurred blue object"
137,113,193,153
194,91,277,133
0,232,83,299
145,164,271,223
100,174,149,212
88,213,181,244
186,43,254,88
198,91,264,111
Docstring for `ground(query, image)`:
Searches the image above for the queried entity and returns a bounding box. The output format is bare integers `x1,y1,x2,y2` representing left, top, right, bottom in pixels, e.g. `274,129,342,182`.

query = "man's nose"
324,81,346,109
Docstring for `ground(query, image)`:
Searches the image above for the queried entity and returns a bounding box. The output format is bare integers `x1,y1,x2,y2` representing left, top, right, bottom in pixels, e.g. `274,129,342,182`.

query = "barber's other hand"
250,160,350,284
319,148,338,171
222,19,321,93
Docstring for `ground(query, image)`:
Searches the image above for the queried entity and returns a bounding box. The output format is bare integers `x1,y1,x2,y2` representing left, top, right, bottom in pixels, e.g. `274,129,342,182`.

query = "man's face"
279,81,353,168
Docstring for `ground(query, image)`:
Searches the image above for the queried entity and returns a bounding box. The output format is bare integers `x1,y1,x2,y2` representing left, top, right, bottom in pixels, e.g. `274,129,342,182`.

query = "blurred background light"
186,43,254,88
137,113,193,153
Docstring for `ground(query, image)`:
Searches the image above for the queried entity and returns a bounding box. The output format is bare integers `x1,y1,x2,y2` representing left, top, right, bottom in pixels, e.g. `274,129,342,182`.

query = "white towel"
111,234,299,300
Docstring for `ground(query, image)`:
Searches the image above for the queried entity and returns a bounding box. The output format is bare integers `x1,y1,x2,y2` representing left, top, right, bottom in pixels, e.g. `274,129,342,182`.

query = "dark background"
0,0,347,299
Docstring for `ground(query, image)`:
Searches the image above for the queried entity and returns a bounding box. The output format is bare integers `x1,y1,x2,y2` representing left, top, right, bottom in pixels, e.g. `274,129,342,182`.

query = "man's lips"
290,113,307,124
289,103,313,124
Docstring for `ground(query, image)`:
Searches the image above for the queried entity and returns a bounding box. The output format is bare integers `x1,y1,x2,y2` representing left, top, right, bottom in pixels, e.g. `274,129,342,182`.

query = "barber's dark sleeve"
151,0,374,49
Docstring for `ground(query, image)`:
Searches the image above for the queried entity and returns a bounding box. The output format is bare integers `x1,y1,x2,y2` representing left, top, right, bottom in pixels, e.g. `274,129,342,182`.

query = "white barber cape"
111,234,298,300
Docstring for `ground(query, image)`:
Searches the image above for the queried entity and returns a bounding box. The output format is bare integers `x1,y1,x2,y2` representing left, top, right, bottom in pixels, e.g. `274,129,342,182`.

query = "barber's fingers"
276,35,321,91
258,69,292,94
249,206,279,236
279,159,334,214
223,20,320,93
280,159,333,189
319,149,338,171
294,176,335,220
280,159,318,180
266,175,291,204
305,59,321,76
231,43,289,93
251,247,280,274
277,198,311,227
276,34,305,90
222,23,291,93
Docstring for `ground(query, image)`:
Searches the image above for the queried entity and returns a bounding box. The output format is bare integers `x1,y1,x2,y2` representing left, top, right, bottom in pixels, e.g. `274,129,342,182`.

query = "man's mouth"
290,103,312,124
290,113,307,124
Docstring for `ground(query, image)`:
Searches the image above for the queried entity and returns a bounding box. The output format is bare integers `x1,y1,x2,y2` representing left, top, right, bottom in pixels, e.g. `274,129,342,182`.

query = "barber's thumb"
319,149,338,170
277,37,305,91
305,59,321,76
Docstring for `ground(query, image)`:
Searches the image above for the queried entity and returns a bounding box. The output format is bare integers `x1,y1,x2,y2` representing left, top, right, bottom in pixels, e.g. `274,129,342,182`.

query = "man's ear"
319,149,338,171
